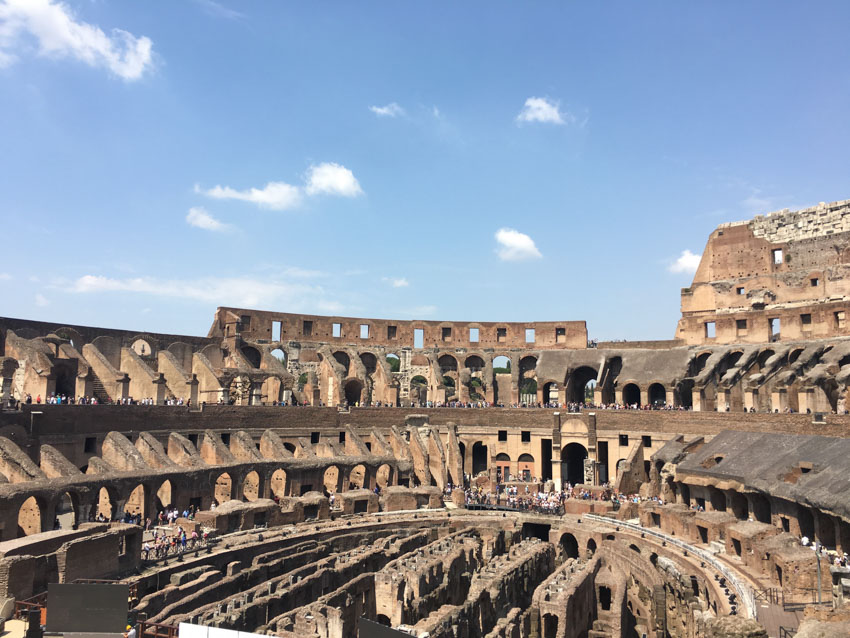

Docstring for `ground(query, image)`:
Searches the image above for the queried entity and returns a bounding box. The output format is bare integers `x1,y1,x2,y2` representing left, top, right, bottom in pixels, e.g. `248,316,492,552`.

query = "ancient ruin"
3,200,850,637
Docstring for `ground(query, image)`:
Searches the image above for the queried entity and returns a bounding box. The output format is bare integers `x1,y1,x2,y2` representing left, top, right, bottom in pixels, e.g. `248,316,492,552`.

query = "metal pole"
816,542,822,604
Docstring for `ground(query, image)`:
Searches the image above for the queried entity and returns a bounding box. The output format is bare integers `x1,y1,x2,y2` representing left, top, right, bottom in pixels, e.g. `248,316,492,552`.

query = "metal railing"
138,620,179,638
584,514,756,618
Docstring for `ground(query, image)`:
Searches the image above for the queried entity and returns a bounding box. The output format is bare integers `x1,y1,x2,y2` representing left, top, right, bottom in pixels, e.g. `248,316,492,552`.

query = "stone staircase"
91,377,110,403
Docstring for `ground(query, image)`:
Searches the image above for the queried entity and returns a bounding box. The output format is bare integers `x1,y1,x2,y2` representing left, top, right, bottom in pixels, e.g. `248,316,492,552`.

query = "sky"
1,1,849,341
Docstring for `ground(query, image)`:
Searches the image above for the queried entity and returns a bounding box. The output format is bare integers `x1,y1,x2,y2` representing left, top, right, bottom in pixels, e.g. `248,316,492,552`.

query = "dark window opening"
619,434,629,446
599,586,612,611
642,435,652,448
811,278,819,287
220,432,231,446
737,287,745,295
441,327,452,341
387,325,397,339
521,431,531,443
498,430,508,442
302,320,313,336
354,500,368,514
84,437,96,454
311,432,320,444
497,327,507,343
338,431,346,444
801,313,812,327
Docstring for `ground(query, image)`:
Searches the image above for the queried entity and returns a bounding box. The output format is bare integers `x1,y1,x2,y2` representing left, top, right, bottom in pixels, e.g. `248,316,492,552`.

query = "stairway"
91,376,110,403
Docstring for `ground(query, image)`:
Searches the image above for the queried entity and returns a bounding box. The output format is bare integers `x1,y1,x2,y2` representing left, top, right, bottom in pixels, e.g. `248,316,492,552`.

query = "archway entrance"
559,532,579,559
567,367,598,404
18,497,42,536
472,442,488,476
215,472,233,505
344,379,364,406
622,383,640,407
648,383,666,407
561,443,588,486
270,469,288,498
543,382,559,406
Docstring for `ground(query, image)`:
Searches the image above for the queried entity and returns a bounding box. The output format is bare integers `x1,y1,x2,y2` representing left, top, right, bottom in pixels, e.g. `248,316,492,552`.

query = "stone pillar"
154,376,167,405
693,388,705,412
718,389,731,411
593,388,603,406
798,388,814,413
743,390,755,411
666,389,675,407
614,389,623,405
771,389,788,413
640,389,649,407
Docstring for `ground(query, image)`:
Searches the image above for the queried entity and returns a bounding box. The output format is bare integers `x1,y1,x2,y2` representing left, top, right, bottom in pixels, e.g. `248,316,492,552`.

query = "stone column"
693,388,705,412
743,390,755,411
771,389,788,413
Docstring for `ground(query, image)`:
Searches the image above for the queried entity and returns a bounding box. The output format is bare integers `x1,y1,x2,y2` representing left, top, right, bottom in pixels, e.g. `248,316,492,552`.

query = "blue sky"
1,1,849,341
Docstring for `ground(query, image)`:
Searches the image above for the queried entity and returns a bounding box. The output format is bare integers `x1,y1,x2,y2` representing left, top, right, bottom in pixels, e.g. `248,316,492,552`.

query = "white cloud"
668,250,701,274
0,0,154,80
304,162,363,198
0,272,11,280
34,293,49,307
69,274,341,310
432,106,441,119
191,0,243,20
494,228,542,261
185,206,229,232
382,277,409,288
195,181,301,210
516,96,573,125
369,102,404,118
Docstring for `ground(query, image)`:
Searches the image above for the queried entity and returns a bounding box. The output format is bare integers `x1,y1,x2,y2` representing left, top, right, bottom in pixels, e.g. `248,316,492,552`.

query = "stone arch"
96,486,118,520
333,351,351,374
542,614,558,638
360,352,378,375
438,354,458,374
472,441,488,476
283,442,296,454
561,442,588,486
757,349,775,370
464,355,485,371
542,381,560,405
324,465,340,493
349,464,367,489
126,483,147,518
517,453,535,480
587,538,597,556
751,493,771,524
622,383,641,406
243,470,260,501
241,346,261,369
270,348,286,364
648,383,666,407
495,453,511,482
567,366,598,404
376,615,391,627
385,353,400,372
55,491,78,530
344,378,364,405
18,496,45,536
629,543,641,554
692,351,712,376
215,472,233,505
411,354,430,367
789,348,804,365
376,463,393,488
270,469,288,497
131,338,154,357
55,327,84,350
519,355,537,377
559,532,579,559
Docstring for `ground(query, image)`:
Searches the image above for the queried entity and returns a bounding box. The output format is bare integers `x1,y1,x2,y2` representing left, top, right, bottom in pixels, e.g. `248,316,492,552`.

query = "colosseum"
2,200,850,638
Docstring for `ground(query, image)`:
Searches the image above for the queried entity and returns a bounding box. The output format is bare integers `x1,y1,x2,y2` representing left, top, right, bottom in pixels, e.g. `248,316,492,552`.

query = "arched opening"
56,492,77,530
360,352,377,375
622,383,641,407
648,383,666,407
465,355,484,371
542,614,558,638
241,346,261,369
270,469,288,498
243,471,260,501
751,493,771,524
586,538,597,556
375,615,391,627
333,351,351,374
131,338,153,356
650,552,658,567
18,496,43,536
270,348,286,364
709,488,726,512
559,532,579,559
96,487,116,521
472,442,488,476
567,367,598,404
156,480,172,511
283,442,296,454
344,379,364,405
730,492,748,520
517,453,535,481
349,464,366,489
629,543,641,554
458,442,466,474
386,353,400,372
409,375,428,404
561,442,588,486
757,349,775,371
376,464,393,488
543,382,559,406
519,356,537,378
492,356,511,373
692,352,712,376
522,522,551,541
495,453,511,483
215,472,233,505
599,586,612,611
324,466,340,494
789,348,804,365
126,484,146,518
798,507,815,540
438,354,458,374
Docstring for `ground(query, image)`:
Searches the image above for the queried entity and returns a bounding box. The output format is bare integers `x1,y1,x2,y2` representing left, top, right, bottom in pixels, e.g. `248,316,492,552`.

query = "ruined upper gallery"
677,199,850,345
